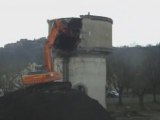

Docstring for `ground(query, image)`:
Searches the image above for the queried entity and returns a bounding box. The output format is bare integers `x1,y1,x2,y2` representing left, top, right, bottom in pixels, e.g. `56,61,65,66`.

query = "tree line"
107,44,160,109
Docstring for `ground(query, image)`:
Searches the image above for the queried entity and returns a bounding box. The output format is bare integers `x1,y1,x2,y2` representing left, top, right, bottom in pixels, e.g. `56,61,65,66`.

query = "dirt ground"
107,96,160,120
111,111,160,120
0,82,114,120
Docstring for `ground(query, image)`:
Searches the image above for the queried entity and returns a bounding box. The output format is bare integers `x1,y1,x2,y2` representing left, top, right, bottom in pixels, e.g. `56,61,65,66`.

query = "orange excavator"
22,20,67,85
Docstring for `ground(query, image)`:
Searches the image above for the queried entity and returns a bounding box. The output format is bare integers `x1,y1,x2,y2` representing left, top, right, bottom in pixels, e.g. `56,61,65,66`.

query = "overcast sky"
0,0,160,47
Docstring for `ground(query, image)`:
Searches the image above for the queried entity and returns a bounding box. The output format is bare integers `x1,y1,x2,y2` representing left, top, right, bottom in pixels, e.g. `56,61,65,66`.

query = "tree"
145,46,160,103
107,47,131,105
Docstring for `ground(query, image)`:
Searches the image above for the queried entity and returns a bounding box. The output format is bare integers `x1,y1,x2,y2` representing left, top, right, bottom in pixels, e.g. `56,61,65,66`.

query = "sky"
0,0,160,47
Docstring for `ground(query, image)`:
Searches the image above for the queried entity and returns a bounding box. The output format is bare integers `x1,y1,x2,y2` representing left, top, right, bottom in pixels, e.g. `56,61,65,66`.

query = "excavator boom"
22,20,66,85
44,20,65,72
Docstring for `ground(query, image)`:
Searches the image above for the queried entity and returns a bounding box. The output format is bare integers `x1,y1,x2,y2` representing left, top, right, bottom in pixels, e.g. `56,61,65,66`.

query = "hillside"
0,38,45,75
0,38,46,92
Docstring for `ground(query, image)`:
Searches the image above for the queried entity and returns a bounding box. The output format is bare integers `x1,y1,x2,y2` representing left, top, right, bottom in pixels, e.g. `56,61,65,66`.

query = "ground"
106,94,160,120
0,83,114,120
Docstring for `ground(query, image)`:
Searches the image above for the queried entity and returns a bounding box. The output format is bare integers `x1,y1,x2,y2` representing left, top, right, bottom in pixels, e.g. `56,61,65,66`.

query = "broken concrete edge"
47,14,113,25
54,47,112,58
80,15,113,24
75,47,112,56
47,17,79,24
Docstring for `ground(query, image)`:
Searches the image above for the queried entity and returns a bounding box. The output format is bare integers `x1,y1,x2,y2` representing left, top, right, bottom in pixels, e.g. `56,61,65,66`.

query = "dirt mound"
0,82,113,120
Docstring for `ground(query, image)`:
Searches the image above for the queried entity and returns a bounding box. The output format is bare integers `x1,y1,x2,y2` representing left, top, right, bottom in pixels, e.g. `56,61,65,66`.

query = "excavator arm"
44,20,66,72
22,20,66,85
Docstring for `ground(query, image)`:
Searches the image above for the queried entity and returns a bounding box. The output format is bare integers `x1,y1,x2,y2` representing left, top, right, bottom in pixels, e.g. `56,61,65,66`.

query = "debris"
54,18,82,52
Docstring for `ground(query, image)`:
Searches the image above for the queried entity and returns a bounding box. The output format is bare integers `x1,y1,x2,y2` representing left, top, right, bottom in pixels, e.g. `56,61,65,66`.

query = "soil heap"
0,82,114,120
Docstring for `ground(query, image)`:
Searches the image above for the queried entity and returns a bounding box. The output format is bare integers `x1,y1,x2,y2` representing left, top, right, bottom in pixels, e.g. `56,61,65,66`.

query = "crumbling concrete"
47,15,112,53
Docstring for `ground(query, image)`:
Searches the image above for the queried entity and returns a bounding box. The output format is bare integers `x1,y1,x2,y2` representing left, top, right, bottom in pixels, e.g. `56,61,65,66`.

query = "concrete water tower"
47,14,113,108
